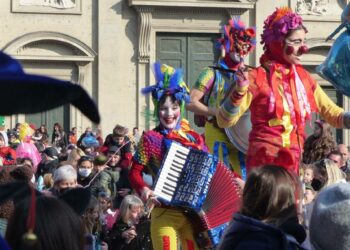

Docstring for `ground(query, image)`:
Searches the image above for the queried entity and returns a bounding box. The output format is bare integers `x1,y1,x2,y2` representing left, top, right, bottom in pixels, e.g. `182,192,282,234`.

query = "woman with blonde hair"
311,158,346,191
66,148,85,169
109,195,149,250
118,195,144,226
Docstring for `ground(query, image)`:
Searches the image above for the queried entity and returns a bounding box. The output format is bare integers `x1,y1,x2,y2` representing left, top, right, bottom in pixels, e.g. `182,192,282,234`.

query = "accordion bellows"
153,141,242,247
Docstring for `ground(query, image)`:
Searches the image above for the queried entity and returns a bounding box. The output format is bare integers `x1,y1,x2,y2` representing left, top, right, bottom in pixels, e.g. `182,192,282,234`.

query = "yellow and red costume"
217,64,344,174
217,8,347,174
129,64,206,250
130,120,207,250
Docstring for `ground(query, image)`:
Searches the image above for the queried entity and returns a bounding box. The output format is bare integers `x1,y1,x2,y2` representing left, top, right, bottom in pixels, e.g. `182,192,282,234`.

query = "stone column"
135,6,153,130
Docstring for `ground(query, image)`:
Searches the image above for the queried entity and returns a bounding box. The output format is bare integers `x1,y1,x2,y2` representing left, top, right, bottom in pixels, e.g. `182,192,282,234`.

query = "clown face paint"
159,96,181,130
282,29,307,65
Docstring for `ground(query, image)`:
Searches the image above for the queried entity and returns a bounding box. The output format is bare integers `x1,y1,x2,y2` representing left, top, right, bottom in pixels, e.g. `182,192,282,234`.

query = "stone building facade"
1,0,349,144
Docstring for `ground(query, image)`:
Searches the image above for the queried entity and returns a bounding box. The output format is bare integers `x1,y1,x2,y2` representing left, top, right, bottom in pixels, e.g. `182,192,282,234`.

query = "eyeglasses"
285,38,307,46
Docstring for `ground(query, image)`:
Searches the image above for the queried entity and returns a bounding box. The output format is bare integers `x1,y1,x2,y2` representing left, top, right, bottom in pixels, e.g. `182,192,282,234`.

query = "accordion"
153,141,242,248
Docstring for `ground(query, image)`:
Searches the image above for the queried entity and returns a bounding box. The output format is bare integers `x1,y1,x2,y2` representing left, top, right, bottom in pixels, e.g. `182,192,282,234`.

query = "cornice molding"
130,1,256,63
129,0,255,9
226,8,247,19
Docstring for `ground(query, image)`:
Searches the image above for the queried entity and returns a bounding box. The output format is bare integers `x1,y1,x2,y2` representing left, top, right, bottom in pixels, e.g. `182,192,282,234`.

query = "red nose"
298,45,309,55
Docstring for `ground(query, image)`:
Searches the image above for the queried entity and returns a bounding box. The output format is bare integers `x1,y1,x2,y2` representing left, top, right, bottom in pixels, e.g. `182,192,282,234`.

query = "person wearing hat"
216,7,350,174
102,124,133,170
129,63,212,250
36,146,60,189
6,130,20,150
310,182,350,250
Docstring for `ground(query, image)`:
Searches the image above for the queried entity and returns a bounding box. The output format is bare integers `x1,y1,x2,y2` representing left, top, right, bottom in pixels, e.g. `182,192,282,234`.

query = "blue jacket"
218,213,308,250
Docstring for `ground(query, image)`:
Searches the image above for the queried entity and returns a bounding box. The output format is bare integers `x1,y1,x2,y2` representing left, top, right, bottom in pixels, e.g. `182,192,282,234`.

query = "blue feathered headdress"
142,63,190,118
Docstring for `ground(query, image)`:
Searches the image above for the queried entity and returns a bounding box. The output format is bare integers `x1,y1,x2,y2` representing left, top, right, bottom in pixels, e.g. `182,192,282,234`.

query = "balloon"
317,30,350,97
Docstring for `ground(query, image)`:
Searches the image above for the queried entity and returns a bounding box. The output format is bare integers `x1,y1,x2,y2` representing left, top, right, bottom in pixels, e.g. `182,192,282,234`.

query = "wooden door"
156,33,220,132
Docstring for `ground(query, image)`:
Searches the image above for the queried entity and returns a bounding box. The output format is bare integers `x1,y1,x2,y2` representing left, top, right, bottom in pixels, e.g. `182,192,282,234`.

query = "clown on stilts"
187,19,256,180
217,7,350,174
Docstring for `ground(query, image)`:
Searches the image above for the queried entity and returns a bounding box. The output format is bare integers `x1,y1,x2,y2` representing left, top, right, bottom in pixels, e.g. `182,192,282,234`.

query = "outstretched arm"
217,69,252,128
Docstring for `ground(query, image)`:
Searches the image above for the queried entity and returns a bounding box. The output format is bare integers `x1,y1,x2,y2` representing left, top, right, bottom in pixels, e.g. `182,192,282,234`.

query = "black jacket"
108,218,152,250
219,213,307,250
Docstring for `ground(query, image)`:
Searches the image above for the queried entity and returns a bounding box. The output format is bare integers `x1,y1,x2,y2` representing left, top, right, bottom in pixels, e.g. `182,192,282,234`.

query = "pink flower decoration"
261,7,304,46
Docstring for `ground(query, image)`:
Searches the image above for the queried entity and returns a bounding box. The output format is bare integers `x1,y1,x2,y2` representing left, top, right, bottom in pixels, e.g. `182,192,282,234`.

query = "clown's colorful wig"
216,18,256,57
142,63,190,118
261,7,306,46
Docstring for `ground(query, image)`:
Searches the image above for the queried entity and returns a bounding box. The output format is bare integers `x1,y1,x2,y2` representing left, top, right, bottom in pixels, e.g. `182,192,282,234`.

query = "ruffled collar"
157,119,206,151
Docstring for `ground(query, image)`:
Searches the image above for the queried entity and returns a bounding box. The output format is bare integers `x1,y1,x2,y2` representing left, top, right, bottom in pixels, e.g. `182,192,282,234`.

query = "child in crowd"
303,164,314,185
98,192,118,230
50,164,78,196
304,184,316,205
83,196,108,250
97,146,122,199
0,131,16,166
102,125,132,169
108,195,146,250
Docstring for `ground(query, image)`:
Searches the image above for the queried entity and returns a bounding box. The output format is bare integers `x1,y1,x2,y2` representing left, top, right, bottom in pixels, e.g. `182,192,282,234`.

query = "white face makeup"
283,29,307,65
158,96,181,130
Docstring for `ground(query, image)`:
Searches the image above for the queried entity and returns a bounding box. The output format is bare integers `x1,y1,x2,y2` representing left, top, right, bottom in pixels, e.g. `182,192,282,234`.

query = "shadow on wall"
111,0,138,64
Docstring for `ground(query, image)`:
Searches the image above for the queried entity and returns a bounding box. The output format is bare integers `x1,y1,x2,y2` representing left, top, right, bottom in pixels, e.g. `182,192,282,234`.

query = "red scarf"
259,43,317,126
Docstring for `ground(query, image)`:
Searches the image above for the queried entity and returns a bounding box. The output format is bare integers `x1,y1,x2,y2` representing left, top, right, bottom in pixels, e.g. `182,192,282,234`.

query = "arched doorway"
3,31,96,136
